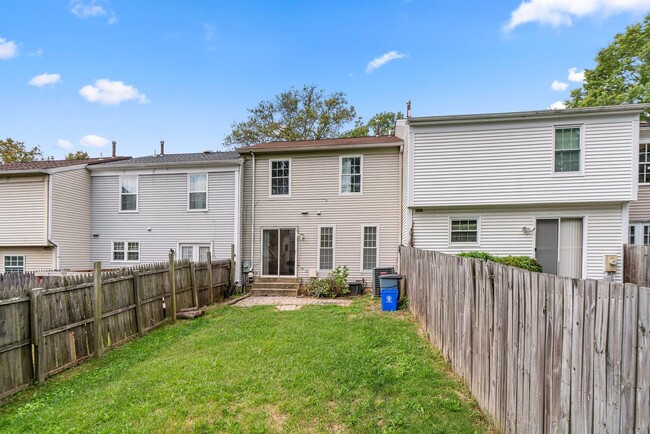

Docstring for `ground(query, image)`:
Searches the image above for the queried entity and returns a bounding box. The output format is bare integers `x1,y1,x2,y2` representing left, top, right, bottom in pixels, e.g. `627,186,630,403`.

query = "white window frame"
4,255,25,273
639,143,650,184
340,155,363,196
269,159,291,198
552,125,584,176
177,242,213,262
111,241,140,263
449,217,480,245
629,223,650,245
318,225,336,271
187,173,208,211
119,175,139,212
360,225,380,271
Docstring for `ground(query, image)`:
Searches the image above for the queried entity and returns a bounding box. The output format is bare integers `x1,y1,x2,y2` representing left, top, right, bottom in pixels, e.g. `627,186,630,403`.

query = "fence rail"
0,255,231,401
400,246,649,433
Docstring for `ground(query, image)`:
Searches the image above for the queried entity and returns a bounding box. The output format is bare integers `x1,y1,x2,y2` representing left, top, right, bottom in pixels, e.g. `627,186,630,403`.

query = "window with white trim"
188,174,208,210
120,175,138,211
362,226,378,270
341,156,362,194
179,243,211,262
112,242,139,262
4,256,24,273
554,127,581,172
450,219,478,243
640,143,650,183
630,225,636,244
319,227,334,270
270,160,290,196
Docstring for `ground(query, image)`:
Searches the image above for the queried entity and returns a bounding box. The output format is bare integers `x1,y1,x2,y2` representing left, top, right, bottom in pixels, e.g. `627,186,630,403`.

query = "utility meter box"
604,255,618,273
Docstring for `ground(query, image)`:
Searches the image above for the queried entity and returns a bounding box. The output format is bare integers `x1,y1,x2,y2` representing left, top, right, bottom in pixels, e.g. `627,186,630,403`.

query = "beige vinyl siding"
241,158,253,270
630,185,650,222
50,168,92,270
91,169,238,267
0,247,55,273
412,203,625,281
0,175,48,246
412,118,636,207
245,147,401,283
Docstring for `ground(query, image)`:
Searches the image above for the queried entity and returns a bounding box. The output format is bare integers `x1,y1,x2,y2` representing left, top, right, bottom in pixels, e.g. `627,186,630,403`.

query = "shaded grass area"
0,297,492,433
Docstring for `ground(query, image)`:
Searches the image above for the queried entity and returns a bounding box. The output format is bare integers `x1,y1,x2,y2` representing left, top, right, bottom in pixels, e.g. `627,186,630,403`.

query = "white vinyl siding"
3,255,24,273
318,226,334,270
188,174,208,210
0,247,55,273
120,175,138,212
412,203,625,281
269,160,290,196
0,175,48,246
340,156,362,194
411,117,637,207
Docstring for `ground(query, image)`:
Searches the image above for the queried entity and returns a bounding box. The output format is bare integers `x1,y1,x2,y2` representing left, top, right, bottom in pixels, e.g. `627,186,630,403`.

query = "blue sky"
1,0,649,159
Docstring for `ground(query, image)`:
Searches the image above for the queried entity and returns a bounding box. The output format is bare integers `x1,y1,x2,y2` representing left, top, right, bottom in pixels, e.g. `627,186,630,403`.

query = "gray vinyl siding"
50,168,92,270
630,126,650,222
243,147,401,283
0,175,48,246
412,203,625,281
91,169,238,267
411,116,637,207
0,247,55,273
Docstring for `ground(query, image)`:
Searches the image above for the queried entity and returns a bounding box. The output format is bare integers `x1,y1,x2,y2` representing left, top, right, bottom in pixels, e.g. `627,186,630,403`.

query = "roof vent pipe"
160,140,165,155
406,100,411,118
111,141,116,157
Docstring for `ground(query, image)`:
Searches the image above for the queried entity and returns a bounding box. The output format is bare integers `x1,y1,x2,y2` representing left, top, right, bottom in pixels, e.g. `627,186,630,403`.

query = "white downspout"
250,151,256,275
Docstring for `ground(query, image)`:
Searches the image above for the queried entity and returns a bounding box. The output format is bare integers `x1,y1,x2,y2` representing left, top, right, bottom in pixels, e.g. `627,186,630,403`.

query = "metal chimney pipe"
111,141,116,157
160,140,165,155
406,100,411,118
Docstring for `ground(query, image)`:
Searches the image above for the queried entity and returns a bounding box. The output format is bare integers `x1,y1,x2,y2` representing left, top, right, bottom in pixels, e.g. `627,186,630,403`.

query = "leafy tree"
223,85,357,148
65,150,90,160
343,111,404,137
0,138,42,164
567,13,650,113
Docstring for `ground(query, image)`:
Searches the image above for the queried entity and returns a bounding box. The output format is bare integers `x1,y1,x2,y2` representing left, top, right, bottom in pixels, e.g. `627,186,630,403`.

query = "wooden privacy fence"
400,246,649,433
0,255,231,401
624,243,650,286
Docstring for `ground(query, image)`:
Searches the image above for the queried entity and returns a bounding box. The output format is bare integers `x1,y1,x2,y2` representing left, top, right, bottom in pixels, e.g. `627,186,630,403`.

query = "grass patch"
0,297,492,433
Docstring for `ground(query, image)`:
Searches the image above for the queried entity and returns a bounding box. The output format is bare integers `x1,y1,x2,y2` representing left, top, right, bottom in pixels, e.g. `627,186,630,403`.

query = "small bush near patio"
458,251,542,272
305,265,350,298
0,297,492,433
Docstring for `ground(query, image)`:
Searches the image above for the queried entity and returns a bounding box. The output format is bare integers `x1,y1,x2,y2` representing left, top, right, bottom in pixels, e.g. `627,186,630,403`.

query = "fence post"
207,251,213,305
190,262,199,307
132,269,144,336
93,261,103,358
29,287,45,383
230,243,236,291
168,250,177,323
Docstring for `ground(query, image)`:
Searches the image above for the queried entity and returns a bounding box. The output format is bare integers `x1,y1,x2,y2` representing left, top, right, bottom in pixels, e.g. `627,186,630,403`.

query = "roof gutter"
236,141,401,154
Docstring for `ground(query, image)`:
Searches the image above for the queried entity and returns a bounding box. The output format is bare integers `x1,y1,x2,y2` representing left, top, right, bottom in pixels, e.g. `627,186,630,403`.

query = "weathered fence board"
400,246,650,433
0,255,232,401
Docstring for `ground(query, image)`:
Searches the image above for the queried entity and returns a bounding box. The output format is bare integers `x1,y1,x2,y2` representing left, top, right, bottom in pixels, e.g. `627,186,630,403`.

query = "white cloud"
549,100,567,110
79,79,149,105
28,73,61,87
56,139,73,150
70,0,117,24
28,48,43,57
365,51,407,73
0,37,18,60
80,134,109,148
568,67,585,82
203,22,216,41
551,80,569,91
504,0,650,31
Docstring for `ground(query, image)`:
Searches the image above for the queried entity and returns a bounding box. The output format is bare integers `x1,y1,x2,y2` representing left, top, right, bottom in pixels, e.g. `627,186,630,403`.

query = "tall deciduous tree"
0,138,42,164
223,85,357,148
567,13,650,113
65,150,90,160
343,111,404,137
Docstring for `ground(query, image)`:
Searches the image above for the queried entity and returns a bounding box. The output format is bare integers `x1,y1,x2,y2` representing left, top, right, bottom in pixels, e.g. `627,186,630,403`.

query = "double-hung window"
120,175,138,211
4,256,24,273
319,227,334,270
640,143,650,184
179,243,211,262
270,160,290,196
554,127,581,173
188,174,208,210
450,219,478,243
341,156,362,194
112,242,139,262
362,226,378,270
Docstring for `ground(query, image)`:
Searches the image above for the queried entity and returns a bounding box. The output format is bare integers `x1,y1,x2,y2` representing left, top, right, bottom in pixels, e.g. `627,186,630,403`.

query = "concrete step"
254,277,300,284
251,282,300,290
250,288,299,297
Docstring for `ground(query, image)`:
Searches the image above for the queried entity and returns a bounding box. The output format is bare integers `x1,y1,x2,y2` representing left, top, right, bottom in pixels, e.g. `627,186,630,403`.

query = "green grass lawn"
0,297,492,433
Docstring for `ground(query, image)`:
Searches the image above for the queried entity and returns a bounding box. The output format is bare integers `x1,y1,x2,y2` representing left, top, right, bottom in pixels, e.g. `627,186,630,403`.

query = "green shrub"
457,251,543,273
305,278,331,298
305,265,351,298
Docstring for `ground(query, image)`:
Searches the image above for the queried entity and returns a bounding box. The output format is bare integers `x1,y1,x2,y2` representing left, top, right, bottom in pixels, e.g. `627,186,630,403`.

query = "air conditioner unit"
308,269,318,279
372,267,395,297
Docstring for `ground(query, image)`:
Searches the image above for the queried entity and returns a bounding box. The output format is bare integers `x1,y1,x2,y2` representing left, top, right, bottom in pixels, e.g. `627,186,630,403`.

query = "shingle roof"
0,157,129,172
237,135,402,152
94,151,240,167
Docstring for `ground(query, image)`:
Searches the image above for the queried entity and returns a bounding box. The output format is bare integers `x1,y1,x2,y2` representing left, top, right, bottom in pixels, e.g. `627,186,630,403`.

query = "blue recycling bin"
379,274,402,311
